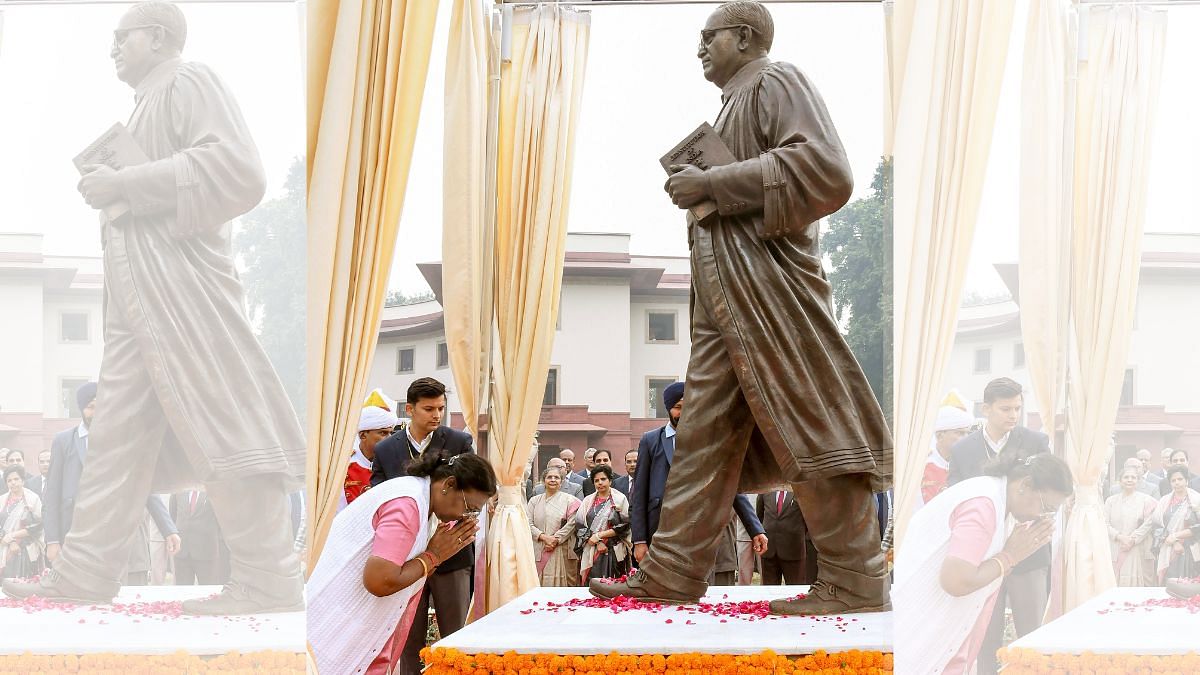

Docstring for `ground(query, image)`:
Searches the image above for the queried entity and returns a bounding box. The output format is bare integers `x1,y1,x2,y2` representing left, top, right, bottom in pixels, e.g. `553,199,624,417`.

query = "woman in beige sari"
1104,467,1158,586
528,466,581,587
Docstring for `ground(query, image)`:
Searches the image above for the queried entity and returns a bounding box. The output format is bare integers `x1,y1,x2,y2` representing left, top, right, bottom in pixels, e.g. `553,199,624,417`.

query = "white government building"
368,233,692,473
0,232,104,459
4,228,1195,480
945,231,1200,474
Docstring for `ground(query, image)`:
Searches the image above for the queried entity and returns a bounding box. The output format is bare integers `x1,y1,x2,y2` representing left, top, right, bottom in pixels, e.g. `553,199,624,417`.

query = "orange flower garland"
0,649,305,674
1000,647,1200,674
420,647,892,674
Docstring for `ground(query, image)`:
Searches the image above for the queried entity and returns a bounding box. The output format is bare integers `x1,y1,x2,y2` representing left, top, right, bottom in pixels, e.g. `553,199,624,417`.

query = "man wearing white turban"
919,406,975,507
341,405,400,510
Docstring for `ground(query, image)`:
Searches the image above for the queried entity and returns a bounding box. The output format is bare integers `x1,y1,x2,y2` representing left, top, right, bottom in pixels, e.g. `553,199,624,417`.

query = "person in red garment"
342,391,398,509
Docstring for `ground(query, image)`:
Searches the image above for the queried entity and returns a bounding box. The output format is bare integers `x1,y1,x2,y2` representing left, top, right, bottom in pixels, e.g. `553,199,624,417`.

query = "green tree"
236,157,305,421
824,157,892,422
385,289,435,306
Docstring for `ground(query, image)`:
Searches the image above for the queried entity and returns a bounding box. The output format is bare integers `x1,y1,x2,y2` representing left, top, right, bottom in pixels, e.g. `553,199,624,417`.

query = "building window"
647,311,677,343
397,347,415,374
543,367,559,406
436,342,449,369
60,377,89,418
1120,368,1134,406
1013,343,1025,369
647,377,676,418
60,312,89,343
973,348,991,374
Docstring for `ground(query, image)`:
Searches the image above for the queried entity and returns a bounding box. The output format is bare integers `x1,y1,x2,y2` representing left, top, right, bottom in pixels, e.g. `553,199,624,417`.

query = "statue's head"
110,2,187,87
698,1,774,88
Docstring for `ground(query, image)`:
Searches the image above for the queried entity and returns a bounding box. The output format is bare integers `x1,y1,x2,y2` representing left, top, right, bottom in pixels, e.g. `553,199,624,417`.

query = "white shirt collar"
664,423,677,439
407,427,433,454
78,423,90,438
984,428,1011,455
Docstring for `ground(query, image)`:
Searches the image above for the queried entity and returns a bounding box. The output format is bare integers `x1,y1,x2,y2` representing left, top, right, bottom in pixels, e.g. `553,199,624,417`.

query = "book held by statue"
659,122,736,226
73,122,149,222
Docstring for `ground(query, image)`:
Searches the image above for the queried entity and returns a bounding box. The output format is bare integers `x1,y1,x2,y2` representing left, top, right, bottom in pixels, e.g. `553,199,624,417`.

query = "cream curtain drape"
1019,0,1074,446
1060,4,1166,613
484,4,590,612
305,0,440,571
443,0,494,623
892,0,1016,545
443,0,493,443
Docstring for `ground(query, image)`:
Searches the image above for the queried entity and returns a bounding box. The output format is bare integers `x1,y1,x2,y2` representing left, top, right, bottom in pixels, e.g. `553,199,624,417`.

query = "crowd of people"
0,382,307,587
1102,447,1200,586
314,375,896,674
900,375,1199,675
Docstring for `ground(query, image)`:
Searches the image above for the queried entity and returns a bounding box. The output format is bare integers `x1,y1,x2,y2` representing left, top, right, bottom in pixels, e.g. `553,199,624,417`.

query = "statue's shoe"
181,582,304,616
1,569,113,604
769,580,891,616
1165,577,1200,600
588,570,698,605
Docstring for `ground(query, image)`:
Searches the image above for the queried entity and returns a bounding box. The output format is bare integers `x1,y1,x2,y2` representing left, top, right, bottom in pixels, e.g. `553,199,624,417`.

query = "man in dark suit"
947,377,1051,675
1158,448,1200,495
630,383,684,561
630,382,767,579
947,379,1050,486
580,449,615,497
5,449,37,496
558,449,585,488
574,448,596,484
42,382,180,575
529,458,583,499
26,451,52,497
612,449,637,497
169,489,229,585
756,490,818,585
369,377,474,675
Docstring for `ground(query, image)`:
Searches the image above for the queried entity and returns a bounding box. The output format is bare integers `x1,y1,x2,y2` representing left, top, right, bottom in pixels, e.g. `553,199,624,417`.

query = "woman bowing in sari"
307,451,497,675
1104,466,1158,586
894,453,1073,675
529,466,581,587
576,465,632,583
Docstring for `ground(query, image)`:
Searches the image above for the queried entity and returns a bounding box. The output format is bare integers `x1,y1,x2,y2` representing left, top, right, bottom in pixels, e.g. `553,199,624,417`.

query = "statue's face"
698,12,750,87
111,10,164,86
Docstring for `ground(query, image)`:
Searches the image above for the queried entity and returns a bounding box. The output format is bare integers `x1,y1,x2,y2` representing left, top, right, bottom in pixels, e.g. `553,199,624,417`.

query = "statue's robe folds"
105,57,304,490
693,57,892,494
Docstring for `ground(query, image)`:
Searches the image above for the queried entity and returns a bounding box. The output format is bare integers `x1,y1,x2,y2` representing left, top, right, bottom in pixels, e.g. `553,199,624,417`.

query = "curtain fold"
443,0,492,443
892,0,1016,546
305,0,440,577
485,4,590,612
443,0,495,623
1060,4,1166,614
1019,0,1074,451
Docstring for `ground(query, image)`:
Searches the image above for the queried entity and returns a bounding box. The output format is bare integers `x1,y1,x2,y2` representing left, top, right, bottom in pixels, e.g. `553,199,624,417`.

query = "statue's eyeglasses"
699,24,755,50
113,24,164,47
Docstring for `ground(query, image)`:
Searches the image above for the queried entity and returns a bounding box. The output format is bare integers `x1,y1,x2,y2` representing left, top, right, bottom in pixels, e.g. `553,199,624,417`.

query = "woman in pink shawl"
895,453,1073,675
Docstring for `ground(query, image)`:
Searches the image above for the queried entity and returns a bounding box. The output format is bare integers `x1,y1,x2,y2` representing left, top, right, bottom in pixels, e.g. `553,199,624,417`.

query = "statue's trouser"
637,296,888,602
52,298,301,602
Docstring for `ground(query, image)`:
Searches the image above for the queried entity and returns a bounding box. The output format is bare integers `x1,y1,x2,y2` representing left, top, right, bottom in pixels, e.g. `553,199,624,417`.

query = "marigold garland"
999,647,1200,674
0,649,305,674
420,647,892,674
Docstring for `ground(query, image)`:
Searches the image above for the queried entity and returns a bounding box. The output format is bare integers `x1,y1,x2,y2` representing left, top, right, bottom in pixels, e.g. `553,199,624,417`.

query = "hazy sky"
392,0,1200,300
0,1,304,256
392,1,887,293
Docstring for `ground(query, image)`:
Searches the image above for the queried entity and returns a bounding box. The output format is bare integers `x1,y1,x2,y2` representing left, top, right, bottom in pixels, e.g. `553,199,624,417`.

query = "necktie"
777,491,785,516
